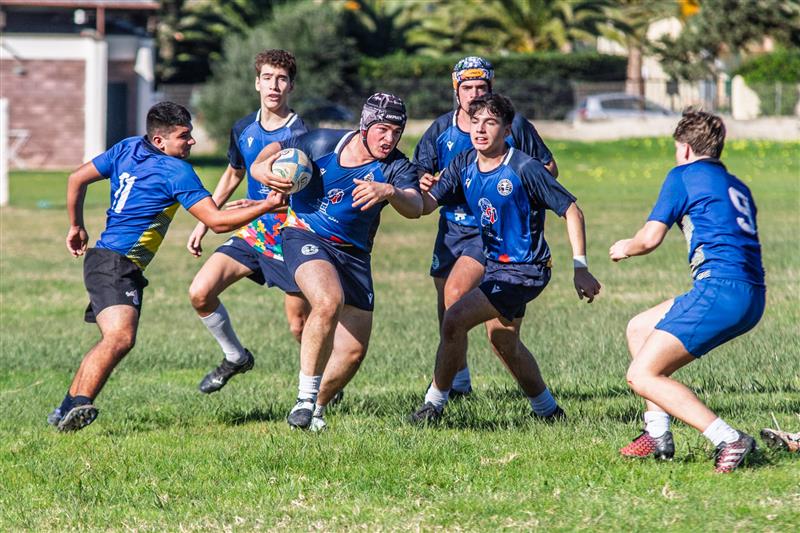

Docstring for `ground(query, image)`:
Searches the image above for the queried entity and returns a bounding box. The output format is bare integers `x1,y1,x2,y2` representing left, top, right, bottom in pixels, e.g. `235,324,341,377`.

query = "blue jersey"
648,159,764,285
92,136,210,269
228,110,307,259
280,129,419,252
430,148,575,265
414,110,553,228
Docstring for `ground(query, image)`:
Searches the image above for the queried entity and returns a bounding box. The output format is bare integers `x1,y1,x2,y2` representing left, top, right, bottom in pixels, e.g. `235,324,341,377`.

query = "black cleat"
449,386,473,400
287,399,314,429
620,430,675,460
198,349,254,394
714,432,756,473
47,407,64,427
531,405,567,423
408,402,443,425
57,404,99,432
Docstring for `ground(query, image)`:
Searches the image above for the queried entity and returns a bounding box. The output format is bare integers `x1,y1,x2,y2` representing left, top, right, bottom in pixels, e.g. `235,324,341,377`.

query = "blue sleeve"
227,127,245,169
413,120,443,174
171,164,212,210
290,116,309,136
648,168,688,227
429,154,466,206
519,160,575,216
385,153,421,192
91,143,119,178
511,114,553,165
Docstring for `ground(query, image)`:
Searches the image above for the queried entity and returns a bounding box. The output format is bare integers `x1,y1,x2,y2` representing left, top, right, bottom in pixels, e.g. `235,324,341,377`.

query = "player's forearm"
564,203,587,258
207,201,274,233
250,142,282,182
66,165,101,227
623,221,668,257
389,188,423,219
421,192,439,216
209,166,245,207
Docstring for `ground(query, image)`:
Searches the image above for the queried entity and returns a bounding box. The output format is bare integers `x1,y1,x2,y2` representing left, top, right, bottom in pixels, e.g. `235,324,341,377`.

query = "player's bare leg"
284,292,310,343
626,299,675,413
189,252,253,316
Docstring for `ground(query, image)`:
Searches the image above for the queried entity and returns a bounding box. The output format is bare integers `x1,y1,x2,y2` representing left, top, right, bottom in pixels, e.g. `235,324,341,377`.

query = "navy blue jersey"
280,129,419,252
92,136,211,269
228,110,307,259
429,148,575,265
413,110,553,228
648,159,764,285
228,110,307,201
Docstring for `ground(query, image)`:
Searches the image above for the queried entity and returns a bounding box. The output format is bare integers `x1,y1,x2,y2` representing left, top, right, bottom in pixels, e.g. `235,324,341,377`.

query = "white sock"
528,388,557,417
424,384,449,410
452,367,472,392
200,303,246,363
298,372,321,402
644,411,671,438
702,417,740,446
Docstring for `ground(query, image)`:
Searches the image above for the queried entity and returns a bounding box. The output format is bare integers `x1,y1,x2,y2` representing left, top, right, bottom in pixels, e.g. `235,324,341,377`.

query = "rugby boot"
47,407,64,427
531,405,567,423
620,430,675,460
408,402,443,425
760,428,800,453
287,398,314,429
449,386,473,400
309,415,328,433
198,349,254,394
713,432,756,473
57,404,99,432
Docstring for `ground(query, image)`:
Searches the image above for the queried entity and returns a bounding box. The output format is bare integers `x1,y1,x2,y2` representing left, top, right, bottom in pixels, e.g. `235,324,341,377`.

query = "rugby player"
413,56,558,397
186,49,310,394
48,102,285,431
610,110,766,473
251,93,423,431
410,94,601,424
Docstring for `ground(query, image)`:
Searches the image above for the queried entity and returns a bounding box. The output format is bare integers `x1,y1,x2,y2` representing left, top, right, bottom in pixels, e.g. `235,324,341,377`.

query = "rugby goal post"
0,98,8,206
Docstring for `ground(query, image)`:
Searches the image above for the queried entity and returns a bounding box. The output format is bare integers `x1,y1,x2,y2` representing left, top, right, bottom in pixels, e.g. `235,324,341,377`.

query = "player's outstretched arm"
421,191,440,216
609,221,669,261
66,162,106,257
564,202,602,303
188,191,286,234
351,180,422,218
250,141,293,193
187,165,246,257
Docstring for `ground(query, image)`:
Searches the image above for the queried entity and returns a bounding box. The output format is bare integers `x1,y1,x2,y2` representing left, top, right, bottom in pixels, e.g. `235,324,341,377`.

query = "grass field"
1,138,798,531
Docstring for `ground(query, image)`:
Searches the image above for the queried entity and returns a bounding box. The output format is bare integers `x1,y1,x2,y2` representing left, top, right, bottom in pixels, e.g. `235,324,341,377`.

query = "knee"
288,316,305,343
103,330,136,357
625,363,651,394
443,283,469,309
188,281,213,311
313,297,343,323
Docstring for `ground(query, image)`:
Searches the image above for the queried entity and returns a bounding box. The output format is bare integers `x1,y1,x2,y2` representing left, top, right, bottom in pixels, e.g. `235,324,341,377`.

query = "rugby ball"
272,148,312,194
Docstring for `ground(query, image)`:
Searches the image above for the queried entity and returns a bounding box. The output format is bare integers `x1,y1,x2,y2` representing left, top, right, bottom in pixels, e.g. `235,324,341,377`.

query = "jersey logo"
125,289,140,305
431,253,440,271
319,188,345,214
247,136,254,148
491,284,502,294
301,244,319,256
478,197,497,226
363,172,375,182
368,293,374,304
465,177,473,189
497,179,513,196
320,168,327,175
447,141,454,151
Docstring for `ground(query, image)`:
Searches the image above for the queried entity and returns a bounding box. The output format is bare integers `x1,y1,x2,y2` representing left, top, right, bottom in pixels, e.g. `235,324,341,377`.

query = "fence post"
0,98,8,207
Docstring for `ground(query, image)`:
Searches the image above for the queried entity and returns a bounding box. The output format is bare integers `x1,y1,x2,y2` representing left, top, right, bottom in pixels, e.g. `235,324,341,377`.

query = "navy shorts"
216,236,299,293
430,216,486,278
282,228,374,311
656,278,765,357
479,261,551,321
83,247,148,323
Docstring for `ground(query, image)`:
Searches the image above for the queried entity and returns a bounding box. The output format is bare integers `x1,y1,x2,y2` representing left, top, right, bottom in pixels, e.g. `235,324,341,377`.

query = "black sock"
58,393,74,413
72,395,94,406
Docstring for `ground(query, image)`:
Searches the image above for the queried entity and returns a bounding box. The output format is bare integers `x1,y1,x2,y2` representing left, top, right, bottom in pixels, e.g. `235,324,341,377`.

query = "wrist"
573,255,588,269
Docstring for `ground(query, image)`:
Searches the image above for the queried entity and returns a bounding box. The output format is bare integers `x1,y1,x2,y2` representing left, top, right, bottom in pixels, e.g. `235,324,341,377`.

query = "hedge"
735,50,800,116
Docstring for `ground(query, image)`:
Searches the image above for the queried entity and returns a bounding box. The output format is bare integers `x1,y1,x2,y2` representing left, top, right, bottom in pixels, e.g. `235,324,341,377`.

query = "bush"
197,0,360,144
359,52,627,119
735,50,800,116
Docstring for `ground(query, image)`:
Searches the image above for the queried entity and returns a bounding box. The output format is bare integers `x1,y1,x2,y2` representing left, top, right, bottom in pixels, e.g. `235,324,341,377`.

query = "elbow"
641,234,663,251
208,221,231,234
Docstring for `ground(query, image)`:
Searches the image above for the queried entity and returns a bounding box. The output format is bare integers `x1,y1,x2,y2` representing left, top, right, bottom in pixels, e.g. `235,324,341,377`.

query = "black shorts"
282,227,374,311
215,236,300,293
430,217,486,278
479,260,550,321
83,247,148,323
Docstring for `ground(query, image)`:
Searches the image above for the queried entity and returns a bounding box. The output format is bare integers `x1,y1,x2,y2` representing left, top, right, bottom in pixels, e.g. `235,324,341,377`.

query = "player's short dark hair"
146,101,191,139
467,93,515,125
254,49,297,81
673,109,726,159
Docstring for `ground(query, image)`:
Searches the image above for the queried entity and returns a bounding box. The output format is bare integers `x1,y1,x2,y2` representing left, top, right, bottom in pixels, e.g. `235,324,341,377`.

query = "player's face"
470,108,510,155
255,64,293,112
458,80,490,110
364,123,403,159
153,125,195,159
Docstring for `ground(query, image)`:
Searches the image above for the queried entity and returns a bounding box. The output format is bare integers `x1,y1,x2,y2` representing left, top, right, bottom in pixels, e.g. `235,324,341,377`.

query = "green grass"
1,138,799,531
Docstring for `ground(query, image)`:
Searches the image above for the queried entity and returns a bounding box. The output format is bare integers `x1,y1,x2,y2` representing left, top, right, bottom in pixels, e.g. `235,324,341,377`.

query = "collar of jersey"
474,147,514,175
254,109,297,133
335,131,384,170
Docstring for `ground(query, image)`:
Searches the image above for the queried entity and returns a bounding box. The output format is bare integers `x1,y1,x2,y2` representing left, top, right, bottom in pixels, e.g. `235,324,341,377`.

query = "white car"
567,93,676,121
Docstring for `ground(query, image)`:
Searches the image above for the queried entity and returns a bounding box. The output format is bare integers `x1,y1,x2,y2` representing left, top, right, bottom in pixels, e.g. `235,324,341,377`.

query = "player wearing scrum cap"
251,93,423,431
414,56,558,400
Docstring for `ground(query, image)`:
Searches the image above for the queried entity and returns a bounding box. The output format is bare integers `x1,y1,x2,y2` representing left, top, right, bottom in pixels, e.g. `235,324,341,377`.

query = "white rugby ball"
272,148,312,194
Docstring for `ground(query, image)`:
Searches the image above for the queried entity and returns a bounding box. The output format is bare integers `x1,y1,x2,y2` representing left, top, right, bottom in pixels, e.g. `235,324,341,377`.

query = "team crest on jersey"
320,188,345,214
301,244,319,256
478,197,497,226
247,136,254,148
363,172,375,182
497,179,513,196
447,141,454,151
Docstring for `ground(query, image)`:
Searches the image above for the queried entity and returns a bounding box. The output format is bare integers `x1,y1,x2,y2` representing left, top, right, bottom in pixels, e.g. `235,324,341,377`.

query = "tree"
341,0,423,57
196,1,359,143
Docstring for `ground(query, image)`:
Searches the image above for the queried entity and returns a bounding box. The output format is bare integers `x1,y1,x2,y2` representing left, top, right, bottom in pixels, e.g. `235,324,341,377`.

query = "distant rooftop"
0,1,159,9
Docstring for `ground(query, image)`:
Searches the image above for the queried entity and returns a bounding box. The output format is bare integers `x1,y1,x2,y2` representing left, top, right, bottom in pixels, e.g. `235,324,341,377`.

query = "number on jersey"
728,187,756,235
111,172,137,213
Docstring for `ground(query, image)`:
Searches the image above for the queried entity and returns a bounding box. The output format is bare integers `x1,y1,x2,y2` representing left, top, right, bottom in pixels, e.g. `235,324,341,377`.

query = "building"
0,1,158,169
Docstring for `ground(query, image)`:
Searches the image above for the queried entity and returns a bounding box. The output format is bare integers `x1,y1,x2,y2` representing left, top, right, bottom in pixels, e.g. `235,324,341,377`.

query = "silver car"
567,92,676,121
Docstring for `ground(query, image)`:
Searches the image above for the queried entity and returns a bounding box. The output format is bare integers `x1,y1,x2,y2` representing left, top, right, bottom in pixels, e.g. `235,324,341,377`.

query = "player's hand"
66,225,88,257
186,221,209,257
223,198,261,210
352,179,394,211
573,268,601,303
609,239,631,262
263,190,288,211
252,152,292,193
419,172,440,193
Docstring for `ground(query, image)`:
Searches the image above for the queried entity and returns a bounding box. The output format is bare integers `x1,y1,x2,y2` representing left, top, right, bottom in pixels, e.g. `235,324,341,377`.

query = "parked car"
566,93,676,121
